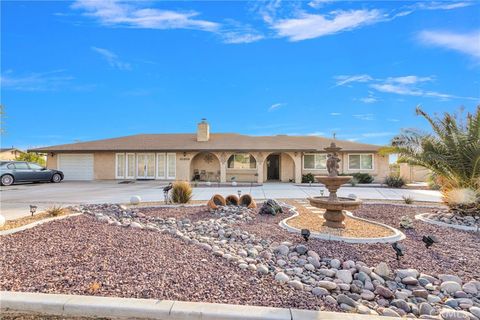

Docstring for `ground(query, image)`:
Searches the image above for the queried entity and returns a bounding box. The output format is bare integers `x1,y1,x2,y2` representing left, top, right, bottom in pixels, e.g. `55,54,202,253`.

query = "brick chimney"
197,118,210,142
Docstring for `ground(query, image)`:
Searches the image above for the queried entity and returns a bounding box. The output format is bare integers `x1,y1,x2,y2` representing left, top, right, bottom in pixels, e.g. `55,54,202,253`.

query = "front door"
266,154,280,180
137,153,155,179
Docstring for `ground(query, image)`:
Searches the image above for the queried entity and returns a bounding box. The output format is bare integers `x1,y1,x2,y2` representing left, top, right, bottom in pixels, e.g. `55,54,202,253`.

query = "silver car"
0,161,64,186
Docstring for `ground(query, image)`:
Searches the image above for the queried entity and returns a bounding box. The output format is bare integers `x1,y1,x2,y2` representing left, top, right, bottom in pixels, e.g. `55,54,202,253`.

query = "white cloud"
334,73,478,101
269,102,285,111
334,74,373,86
91,47,131,70
330,112,341,116
418,30,480,60
308,0,332,9
271,9,383,41
415,2,473,10
353,114,375,121
0,70,74,91
72,0,219,32
307,131,326,136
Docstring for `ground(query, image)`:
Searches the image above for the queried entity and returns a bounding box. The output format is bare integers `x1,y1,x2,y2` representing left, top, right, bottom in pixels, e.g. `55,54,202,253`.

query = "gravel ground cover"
2,201,479,319
242,201,480,281
1,313,108,320
285,205,395,237
0,214,325,311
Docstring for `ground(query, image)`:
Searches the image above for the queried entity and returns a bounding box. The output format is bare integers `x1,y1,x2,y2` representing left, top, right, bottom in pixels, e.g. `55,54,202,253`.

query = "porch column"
292,152,302,184
255,152,265,184
218,152,228,183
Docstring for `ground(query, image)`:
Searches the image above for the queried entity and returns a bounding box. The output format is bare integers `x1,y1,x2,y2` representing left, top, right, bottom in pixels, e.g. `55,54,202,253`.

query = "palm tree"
384,106,480,215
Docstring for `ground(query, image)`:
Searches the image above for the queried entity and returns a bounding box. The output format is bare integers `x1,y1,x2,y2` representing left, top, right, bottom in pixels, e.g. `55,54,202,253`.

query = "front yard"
1,201,479,318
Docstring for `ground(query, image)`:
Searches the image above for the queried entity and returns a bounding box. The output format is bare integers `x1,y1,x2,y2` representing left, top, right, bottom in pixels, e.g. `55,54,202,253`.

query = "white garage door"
58,154,94,180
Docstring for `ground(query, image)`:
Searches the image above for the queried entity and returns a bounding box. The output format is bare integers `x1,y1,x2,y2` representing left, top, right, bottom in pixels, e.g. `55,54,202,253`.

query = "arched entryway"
190,152,220,182
264,153,295,182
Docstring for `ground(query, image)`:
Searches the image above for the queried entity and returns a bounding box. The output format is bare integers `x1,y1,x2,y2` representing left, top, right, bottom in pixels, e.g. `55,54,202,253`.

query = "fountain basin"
308,196,362,229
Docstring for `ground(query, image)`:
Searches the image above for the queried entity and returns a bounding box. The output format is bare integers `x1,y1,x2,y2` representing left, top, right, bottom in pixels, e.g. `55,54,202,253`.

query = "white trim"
136,153,156,179
115,153,126,179
166,153,176,179
156,153,166,179
126,153,135,179
302,153,327,170
347,153,374,171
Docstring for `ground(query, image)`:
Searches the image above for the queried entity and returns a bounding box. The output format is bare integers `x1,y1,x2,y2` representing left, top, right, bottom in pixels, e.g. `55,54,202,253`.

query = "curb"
415,213,479,232
279,208,405,244
0,291,399,320
0,212,83,236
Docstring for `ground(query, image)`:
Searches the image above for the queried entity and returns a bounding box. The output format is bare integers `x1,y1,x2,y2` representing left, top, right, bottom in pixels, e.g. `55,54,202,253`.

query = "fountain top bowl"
308,196,362,211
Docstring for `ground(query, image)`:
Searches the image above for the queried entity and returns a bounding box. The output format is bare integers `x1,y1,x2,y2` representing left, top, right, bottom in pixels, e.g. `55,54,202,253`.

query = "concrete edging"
0,212,83,236
0,291,399,320
279,208,405,244
415,213,479,232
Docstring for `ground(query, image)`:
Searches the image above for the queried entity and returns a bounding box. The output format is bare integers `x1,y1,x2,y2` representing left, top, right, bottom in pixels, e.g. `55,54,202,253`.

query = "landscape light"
422,235,438,249
29,205,37,216
320,189,325,197
163,183,173,204
237,190,242,197
392,242,405,261
301,229,311,242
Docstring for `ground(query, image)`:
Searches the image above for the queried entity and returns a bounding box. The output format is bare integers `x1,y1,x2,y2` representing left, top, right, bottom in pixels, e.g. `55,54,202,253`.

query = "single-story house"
399,163,431,183
30,120,389,183
0,148,26,161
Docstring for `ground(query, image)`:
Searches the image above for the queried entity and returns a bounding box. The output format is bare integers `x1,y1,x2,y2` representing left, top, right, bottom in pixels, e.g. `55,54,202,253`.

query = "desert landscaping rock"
1,202,479,319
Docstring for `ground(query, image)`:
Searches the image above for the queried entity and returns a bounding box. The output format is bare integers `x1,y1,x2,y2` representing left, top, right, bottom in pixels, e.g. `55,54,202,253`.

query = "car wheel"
1,174,14,186
51,173,62,183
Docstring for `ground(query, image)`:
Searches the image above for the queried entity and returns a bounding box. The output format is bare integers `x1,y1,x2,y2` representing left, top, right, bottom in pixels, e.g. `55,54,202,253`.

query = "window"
227,154,256,169
126,153,135,179
28,163,44,170
303,154,327,169
14,162,29,169
349,154,373,170
167,153,176,179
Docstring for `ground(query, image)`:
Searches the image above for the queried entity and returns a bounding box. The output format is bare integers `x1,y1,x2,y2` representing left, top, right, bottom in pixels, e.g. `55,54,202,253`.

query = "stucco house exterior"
0,148,25,160
30,120,389,183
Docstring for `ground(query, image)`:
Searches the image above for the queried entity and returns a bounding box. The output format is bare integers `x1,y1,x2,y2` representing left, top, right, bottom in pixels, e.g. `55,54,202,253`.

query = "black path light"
392,242,405,261
422,235,438,248
163,183,173,204
301,229,311,242
29,205,37,216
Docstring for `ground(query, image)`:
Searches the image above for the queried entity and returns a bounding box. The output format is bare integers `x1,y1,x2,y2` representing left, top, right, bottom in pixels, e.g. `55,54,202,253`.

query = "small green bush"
385,175,406,188
302,173,315,183
351,173,374,184
171,181,193,204
350,177,358,186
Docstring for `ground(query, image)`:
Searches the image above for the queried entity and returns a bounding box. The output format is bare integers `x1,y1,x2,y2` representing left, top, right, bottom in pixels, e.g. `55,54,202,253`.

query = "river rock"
374,262,391,278
439,274,463,285
375,285,394,299
441,281,462,294
330,258,341,269
295,244,308,255
336,270,353,284
275,245,289,255
463,282,479,295
397,269,419,279
419,302,433,315
257,264,269,275
317,280,337,290
439,309,471,320
336,294,357,307
470,307,480,318
312,287,329,296
275,272,289,283
288,280,304,290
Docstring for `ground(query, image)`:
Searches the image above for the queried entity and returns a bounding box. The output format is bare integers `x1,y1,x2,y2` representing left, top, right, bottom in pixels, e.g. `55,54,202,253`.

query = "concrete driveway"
0,181,442,220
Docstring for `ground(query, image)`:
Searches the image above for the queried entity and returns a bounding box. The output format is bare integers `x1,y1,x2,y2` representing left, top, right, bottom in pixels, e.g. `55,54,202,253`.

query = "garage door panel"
58,154,94,181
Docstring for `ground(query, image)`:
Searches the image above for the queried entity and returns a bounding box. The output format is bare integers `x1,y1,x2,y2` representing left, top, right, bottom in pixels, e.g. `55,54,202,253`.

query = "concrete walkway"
0,181,442,220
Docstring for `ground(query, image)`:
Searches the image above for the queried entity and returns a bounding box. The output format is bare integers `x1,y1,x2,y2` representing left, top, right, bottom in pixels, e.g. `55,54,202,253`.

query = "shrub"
402,195,414,204
351,173,374,184
350,177,358,187
385,175,405,188
47,205,65,217
302,173,315,183
170,181,193,204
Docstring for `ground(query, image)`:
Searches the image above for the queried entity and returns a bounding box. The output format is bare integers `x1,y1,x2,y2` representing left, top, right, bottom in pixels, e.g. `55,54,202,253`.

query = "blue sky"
1,0,479,150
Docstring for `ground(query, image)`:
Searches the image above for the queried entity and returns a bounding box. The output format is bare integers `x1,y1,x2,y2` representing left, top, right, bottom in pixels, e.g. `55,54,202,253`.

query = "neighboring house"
30,120,389,183
0,148,25,160
399,163,431,183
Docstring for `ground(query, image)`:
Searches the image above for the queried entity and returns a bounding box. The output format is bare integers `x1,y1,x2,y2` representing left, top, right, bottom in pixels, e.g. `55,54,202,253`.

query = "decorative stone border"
415,213,480,232
279,207,405,244
0,291,399,320
0,213,83,236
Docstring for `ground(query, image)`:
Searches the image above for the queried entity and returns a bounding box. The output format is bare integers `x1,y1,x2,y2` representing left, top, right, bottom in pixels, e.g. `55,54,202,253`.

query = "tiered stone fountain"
308,142,362,228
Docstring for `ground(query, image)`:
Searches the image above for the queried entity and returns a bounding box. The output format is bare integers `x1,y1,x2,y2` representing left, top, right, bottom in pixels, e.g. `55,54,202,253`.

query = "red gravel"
242,203,480,281
139,205,212,222
1,215,325,311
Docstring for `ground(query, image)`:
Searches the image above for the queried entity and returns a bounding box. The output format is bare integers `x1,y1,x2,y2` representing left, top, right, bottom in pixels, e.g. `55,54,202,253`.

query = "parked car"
0,161,64,186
